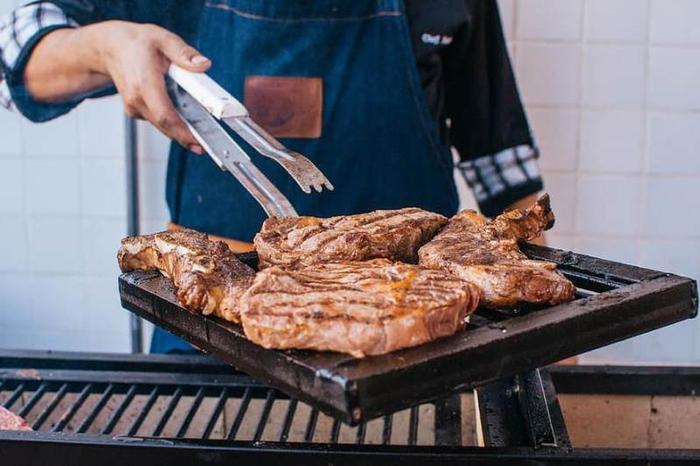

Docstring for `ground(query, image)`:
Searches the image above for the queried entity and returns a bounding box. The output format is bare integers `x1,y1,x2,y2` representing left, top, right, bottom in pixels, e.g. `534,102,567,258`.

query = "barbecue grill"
1,351,700,464
119,244,698,423
0,245,698,464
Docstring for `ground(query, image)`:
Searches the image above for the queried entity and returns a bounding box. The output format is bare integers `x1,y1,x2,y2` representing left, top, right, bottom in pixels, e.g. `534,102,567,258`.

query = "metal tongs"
165,65,333,218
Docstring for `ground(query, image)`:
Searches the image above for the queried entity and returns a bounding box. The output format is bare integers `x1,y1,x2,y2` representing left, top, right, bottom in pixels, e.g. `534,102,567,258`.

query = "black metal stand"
2,351,700,464
476,368,570,449
124,115,143,354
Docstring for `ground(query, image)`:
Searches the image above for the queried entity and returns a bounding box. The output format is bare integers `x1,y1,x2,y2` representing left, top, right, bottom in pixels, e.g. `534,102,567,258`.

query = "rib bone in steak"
118,229,255,322
418,194,576,308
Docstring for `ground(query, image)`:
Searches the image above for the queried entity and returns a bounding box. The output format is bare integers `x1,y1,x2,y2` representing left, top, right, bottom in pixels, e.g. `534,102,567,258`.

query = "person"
0,0,544,354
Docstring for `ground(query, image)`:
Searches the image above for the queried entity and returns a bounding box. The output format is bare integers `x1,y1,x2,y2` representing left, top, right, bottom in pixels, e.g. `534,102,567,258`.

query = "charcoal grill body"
2,351,700,464
1,245,698,464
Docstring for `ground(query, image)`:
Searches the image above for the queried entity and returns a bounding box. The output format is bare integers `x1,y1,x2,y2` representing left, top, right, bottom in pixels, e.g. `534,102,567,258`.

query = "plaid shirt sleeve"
456,145,543,217
0,2,89,121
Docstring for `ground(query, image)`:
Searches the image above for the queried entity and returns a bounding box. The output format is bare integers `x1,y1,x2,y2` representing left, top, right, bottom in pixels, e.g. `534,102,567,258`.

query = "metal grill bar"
330,418,341,443
252,389,275,442
226,387,251,440
304,408,319,442
127,387,159,436
17,383,48,418
408,406,419,445
102,385,138,435
77,384,114,434
2,383,25,409
279,398,297,442
152,387,182,437
201,387,227,439
435,395,463,446
175,387,205,438
356,422,366,444
382,416,392,445
52,383,92,432
32,383,68,430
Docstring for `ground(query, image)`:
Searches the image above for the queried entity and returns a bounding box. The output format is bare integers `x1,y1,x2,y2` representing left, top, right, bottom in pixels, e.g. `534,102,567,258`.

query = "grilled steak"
0,407,31,431
240,259,480,357
118,229,255,322
254,208,448,269
418,194,576,308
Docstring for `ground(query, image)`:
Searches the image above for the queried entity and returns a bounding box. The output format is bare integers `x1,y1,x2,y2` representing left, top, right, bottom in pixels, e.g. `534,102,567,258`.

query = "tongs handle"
167,64,248,119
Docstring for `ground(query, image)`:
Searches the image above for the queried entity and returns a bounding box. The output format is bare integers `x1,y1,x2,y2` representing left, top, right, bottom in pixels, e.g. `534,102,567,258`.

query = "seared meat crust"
419,194,576,308
240,260,480,357
254,208,448,269
118,229,255,322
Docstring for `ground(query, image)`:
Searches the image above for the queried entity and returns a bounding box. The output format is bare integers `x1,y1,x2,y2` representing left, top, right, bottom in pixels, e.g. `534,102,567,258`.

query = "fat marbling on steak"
239,259,480,357
118,229,255,322
418,194,576,308
254,208,448,269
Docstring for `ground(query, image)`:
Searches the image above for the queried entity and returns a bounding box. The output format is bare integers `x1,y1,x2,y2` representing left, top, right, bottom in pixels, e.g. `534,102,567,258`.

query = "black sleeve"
45,0,202,41
444,0,533,162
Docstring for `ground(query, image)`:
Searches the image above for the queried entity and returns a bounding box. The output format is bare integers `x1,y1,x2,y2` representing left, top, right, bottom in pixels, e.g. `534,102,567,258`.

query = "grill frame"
2,351,700,465
0,351,471,446
119,245,698,424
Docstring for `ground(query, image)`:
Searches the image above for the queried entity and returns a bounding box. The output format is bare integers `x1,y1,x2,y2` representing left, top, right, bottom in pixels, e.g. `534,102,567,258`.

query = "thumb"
157,31,210,72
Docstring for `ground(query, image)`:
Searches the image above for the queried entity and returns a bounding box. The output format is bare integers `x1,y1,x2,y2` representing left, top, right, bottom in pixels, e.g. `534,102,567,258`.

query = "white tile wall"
516,43,581,105
0,111,23,157
502,0,700,364
80,158,126,217
584,0,648,43
27,216,84,273
650,0,700,45
26,158,81,214
517,0,583,41
648,47,700,110
0,218,28,271
579,110,644,173
21,112,80,158
644,178,700,238
581,45,646,108
528,108,579,171
0,158,23,213
576,174,642,236
0,1,699,365
647,112,700,175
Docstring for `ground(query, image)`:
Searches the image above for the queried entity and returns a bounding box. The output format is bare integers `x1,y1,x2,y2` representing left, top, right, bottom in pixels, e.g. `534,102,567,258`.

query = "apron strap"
168,223,255,253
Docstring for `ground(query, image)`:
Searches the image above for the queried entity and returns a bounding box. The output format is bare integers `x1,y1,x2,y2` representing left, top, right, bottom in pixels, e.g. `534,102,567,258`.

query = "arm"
1,1,207,151
24,21,209,151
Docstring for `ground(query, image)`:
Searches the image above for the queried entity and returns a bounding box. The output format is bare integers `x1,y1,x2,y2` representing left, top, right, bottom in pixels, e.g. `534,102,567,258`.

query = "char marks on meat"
240,259,480,357
418,194,576,308
118,229,255,322
254,208,448,269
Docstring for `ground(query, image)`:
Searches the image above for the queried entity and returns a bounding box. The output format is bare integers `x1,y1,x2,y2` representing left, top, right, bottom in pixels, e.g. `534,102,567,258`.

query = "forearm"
23,25,111,103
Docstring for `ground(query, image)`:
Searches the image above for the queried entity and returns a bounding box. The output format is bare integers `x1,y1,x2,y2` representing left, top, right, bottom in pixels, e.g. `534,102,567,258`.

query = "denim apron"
152,0,459,353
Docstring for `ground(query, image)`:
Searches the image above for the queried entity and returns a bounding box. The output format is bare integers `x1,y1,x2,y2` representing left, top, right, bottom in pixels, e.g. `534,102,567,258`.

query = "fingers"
107,24,208,154
138,70,204,154
156,29,210,72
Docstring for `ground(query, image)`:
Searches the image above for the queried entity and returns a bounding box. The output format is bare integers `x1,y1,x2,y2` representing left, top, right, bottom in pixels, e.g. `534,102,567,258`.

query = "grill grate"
120,245,698,423
0,353,472,447
4,352,700,465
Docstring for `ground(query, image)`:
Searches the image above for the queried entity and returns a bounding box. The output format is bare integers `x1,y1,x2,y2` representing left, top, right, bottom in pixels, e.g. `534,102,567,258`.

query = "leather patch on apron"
244,76,322,138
